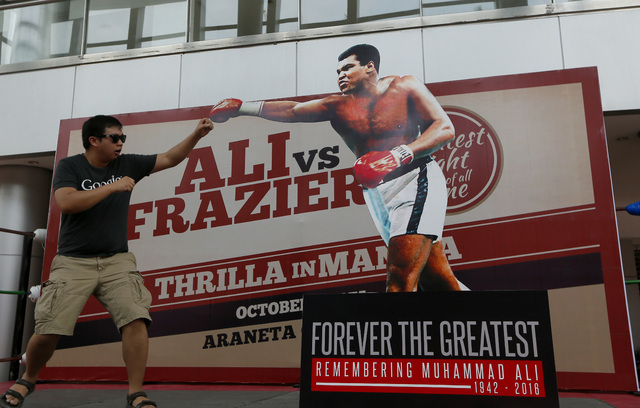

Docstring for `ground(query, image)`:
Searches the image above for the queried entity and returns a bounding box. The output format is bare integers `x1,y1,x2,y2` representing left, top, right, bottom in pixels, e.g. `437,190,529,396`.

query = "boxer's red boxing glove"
210,99,264,123
209,98,243,123
354,145,414,189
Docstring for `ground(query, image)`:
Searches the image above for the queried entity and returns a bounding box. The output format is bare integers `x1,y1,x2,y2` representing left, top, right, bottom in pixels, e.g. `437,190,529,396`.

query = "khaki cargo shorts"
35,252,152,336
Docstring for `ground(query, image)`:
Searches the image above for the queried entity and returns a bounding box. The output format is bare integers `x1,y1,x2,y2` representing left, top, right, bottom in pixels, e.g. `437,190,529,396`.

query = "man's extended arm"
55,118,213,214
152,118,214,173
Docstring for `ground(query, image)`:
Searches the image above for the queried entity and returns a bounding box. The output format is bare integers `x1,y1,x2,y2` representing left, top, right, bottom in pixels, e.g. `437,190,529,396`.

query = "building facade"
1,0,639,387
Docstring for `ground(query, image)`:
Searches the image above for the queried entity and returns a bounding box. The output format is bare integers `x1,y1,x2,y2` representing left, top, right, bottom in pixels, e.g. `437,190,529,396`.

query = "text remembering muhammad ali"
300,292,559,407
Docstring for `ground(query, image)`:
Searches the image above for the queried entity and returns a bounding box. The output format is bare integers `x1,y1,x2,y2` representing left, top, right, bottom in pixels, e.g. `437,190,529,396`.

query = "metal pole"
80,0,89,56
186,0,193,43
8,235,34,380
0,227,35,238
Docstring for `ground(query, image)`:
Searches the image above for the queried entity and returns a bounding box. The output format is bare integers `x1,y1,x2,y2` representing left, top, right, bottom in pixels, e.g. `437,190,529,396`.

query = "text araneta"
202,324,297,349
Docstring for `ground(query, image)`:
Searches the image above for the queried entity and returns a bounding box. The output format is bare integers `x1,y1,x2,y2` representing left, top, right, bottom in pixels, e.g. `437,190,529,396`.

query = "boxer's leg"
418,240,461,291
386,234,433,292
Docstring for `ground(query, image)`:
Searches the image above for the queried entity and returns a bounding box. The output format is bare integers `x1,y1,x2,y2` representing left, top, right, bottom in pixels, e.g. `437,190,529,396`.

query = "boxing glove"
354,145,414,188
209,99,263,122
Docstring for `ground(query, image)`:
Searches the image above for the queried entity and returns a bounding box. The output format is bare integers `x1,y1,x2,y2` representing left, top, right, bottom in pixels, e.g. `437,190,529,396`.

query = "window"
301,0,419,29
85,0,187,54
1,0,82,64
421,0,548,16
0,0,623,69
193,0,298,42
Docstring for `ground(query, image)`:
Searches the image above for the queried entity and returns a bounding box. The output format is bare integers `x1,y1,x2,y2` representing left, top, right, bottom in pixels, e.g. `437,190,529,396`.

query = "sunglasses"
98,134,127,143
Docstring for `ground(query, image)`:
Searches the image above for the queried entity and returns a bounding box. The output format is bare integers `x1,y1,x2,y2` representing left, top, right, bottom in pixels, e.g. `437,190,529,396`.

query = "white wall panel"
423,17,564,83
297,30,424,97
560,9,640,112
72,55,182,118
0,68,75,155
2,8,640,159
180,42,297,107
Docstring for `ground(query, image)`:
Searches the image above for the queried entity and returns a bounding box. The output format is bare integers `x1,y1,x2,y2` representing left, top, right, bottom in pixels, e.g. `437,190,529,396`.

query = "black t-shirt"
53,153,157,257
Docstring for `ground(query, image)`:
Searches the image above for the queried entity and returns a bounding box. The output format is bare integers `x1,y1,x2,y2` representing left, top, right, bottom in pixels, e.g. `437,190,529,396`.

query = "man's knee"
120,318,148,333
31,333,61,347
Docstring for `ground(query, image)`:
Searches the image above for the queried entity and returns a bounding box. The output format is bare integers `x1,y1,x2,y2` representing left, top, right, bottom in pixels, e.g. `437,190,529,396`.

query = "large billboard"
40,67,637,391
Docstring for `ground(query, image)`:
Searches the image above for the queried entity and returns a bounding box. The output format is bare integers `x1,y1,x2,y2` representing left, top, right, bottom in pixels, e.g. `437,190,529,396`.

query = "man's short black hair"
81,115,122,150
338,44,380,73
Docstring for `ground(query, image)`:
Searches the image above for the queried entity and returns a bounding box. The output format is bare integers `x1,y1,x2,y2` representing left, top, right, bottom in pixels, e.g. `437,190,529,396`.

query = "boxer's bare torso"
323,76,426,158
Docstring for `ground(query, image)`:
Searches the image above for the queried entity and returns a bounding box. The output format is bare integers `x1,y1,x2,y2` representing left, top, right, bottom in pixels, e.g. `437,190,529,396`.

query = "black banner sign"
300,291,559,407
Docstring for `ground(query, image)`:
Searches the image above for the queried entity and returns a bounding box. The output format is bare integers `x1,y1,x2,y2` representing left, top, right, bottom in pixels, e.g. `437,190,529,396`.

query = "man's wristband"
238,101,264,116
390,145,414,166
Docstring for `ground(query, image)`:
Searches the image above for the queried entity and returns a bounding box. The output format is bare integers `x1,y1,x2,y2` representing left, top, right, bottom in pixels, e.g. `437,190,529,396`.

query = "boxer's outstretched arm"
402,76,455,157
210,97,334,123
260,98,333,123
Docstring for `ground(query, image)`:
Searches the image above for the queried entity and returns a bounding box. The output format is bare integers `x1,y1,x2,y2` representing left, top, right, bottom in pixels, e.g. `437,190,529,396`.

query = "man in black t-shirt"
1,115,213,408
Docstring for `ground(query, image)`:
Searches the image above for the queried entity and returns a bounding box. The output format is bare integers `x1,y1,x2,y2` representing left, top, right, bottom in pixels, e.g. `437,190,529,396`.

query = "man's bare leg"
2,333,60,405
418,240,461,291
121,319,151,407
386,234,433,292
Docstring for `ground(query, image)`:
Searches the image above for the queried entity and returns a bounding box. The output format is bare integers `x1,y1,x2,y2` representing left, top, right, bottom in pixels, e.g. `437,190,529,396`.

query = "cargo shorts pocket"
34,279,66,323
129,271,152,309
